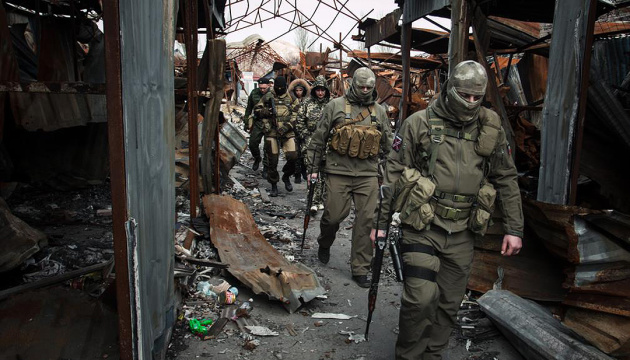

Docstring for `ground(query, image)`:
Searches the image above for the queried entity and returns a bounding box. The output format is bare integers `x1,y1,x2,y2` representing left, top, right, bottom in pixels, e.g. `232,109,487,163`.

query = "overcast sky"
218,1,450,52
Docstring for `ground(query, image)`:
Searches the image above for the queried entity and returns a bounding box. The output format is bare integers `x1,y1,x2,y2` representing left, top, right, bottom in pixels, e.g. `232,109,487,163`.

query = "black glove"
257,107,271,118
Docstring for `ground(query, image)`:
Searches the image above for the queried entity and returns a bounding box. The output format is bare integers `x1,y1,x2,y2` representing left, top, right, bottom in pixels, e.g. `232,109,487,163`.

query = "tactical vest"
400,106,501,233
329,99,382,159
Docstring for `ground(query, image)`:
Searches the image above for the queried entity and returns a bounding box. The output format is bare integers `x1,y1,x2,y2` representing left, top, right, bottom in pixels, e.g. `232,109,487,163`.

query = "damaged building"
2,0,630,359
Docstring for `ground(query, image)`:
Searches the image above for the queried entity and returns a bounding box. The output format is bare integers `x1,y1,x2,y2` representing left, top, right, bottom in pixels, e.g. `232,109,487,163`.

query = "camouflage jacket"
296,75,331,141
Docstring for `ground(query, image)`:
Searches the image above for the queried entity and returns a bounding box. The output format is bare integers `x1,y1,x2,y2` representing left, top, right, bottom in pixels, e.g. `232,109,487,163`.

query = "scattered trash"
189,318,213,336
339,330,366,344
245,326,279,336
243,339,260,350
311,313,354,320
314,320,324,327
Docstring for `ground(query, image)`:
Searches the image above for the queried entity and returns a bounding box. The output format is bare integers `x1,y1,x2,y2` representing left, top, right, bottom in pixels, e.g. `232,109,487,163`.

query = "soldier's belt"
431,200,471,220
434,190,476,203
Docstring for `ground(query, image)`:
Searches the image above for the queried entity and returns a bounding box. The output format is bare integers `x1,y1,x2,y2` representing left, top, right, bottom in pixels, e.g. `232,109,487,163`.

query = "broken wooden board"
563,307,630,358
203,194,325,313
477,290,614,360
0,198,48,272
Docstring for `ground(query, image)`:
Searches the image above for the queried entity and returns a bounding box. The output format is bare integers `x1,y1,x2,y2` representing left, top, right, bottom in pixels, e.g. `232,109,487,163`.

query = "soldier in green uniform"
254,76,300,197
245,78,270,175
296,75,331,213
307,67,392,288
371,60,523,359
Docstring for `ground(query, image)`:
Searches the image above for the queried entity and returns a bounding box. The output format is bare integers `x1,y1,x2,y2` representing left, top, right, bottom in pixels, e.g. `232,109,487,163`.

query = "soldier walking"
288,78,311,184
371,61,523,359
296,75,331,213
307,68,392,288
244,78,270,176
254,76,300,197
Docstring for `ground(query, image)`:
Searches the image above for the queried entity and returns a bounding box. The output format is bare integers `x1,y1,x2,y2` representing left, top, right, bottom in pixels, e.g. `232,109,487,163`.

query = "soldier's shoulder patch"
392,133,403,152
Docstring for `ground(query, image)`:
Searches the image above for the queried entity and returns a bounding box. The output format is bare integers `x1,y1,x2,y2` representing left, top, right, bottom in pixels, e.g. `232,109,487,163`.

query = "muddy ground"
165,142,524,360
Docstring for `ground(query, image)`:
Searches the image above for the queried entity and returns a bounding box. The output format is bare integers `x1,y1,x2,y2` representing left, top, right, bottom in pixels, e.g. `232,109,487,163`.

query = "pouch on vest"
331,126,353,155
348,125,367,158
468,182,496,235
359,126,382,159
392,168,424,212
399,176,436,231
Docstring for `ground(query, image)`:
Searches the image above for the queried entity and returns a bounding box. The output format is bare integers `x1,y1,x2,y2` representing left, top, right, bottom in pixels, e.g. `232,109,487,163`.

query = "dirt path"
167,146,523,360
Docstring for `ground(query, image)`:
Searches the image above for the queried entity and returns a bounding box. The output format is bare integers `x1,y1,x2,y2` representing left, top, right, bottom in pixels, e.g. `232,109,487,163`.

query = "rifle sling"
333,105,373,131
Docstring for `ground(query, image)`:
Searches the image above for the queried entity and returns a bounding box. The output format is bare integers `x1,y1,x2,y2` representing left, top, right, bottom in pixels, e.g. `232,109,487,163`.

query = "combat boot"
270,183,278,197
282,174,293,192
252,157,261,171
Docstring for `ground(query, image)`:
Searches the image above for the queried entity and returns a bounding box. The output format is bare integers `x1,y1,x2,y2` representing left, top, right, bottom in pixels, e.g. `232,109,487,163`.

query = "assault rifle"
365,185,404,340
301,149,319,253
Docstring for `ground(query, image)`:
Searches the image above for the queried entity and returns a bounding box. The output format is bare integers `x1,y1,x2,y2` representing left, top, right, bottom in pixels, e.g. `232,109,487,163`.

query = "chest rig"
329,99,382,159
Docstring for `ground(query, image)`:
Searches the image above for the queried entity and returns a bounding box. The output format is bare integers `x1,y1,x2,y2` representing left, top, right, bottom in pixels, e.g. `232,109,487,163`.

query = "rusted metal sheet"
0,287,119,360
402,0,448,25
478,290,615,360
203,194,325,313
565,262,630,298
469,221,568,301
348,50,442,69
364,8,401,48
563,292,630,317
563,307,630,357
524,199,630,265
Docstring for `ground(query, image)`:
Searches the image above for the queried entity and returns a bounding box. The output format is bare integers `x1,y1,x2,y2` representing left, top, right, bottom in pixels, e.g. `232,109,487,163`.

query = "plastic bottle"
235,301,252,318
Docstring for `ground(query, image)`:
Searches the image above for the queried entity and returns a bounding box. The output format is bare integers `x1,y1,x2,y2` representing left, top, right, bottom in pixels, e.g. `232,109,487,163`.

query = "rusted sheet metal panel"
469,221,568,301
523,198,630,265
402,0,448,25
0,81,106,94
304,51,329,67
348,50,442,69
563,307,630,357
563,292,630,317
203,194,325,313
365,8,402,48
565,262,630,298
479,290,615,360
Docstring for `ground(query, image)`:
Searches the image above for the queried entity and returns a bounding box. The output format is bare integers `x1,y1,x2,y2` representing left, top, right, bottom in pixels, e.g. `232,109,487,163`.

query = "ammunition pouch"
468,181,496,235
398,176,436,231
331,124,382,158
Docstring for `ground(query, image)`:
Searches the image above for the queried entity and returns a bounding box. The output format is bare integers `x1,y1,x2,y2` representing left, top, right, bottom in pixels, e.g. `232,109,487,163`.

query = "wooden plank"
201,39,226,194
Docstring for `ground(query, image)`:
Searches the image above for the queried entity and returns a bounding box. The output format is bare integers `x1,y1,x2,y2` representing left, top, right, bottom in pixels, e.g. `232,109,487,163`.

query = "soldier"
288,78,311,184
254,76,300,197
307,67,392,288
244,78,270,175
296,75,331,213
371,60,523,359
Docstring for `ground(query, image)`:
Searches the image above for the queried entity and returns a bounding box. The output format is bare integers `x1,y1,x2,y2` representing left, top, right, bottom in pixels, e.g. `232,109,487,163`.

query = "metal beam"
448,0,470,75
102,0,133,359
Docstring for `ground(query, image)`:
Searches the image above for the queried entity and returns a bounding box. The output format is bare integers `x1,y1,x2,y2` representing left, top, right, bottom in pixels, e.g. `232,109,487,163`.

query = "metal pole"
185,0,199,217
102,0,133,358
397,21,411,130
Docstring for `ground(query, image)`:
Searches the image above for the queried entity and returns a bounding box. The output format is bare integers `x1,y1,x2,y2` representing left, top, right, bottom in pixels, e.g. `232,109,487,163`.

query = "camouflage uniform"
254,77,300,194
296,75,330,207
245,84,269,172
288,79,311,182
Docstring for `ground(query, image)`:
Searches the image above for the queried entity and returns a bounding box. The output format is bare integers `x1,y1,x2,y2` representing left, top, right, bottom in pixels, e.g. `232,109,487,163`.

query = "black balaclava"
274,76,287,96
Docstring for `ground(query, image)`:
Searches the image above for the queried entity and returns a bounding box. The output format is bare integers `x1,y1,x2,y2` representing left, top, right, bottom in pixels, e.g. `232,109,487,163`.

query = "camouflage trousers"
303,136,326,206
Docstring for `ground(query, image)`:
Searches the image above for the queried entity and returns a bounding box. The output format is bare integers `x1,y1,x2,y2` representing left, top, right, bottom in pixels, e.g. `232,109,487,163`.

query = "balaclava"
348,67,376,105
274,76,287,96
443,60,487,123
